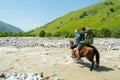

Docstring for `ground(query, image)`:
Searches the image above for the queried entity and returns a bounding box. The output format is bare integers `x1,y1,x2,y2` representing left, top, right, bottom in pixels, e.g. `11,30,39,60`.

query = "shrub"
109,2,114,5
23,33,35,37
80,11,88,18
80,15,84,18
105,1,114,6
0,32,7,37
111,27,120,38
104,2,109,5
110,8,115,12
45,32,52,37
60,21,63,24
68,33,74,38
71,18,73,21
60,30,70,38
101,18,106,22
97,28,112,37
83,11,88,16
56,26,59,29
53,31,61,37
39,30,46,37
16,32,24,37
107,12,110,16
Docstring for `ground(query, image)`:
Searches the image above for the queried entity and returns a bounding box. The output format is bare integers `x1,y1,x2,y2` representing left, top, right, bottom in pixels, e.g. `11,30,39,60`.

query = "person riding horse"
76,27,94,59
70,29,81,58
70,27,99,71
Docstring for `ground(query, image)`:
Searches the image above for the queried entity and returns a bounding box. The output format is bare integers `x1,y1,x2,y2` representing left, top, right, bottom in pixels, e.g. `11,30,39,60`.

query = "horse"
69,40,100,71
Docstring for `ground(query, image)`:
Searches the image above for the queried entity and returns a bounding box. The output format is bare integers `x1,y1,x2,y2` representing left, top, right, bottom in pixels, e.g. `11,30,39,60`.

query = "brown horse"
70,41,100,71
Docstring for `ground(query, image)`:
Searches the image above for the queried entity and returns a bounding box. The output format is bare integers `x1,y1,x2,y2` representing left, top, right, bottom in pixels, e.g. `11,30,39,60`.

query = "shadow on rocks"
76,60,114,72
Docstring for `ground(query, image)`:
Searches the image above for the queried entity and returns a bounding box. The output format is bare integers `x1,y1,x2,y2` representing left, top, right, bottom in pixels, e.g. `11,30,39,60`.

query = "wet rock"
0,72,6,78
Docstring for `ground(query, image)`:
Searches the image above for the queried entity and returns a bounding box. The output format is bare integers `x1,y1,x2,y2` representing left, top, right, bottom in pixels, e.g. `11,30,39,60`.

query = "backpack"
84,29,94,44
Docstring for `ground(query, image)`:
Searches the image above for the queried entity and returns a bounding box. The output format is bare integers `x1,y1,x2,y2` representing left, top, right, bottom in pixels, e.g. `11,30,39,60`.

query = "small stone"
0,72,6,78
118,65,120,69
54,77,63,80
43,74,49,79
113,64,118,68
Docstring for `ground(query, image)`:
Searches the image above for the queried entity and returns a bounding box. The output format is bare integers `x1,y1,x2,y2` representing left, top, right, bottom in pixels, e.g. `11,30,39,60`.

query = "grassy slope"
30,0,120,35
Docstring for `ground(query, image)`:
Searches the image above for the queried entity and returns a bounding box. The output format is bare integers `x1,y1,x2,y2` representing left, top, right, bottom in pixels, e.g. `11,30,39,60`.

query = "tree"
45,32,52,37
60,30,70,38
68,33,74,38
53,31,61,37
109,2,114,5
80,15,84,18
91,29,97,37
98,28,111,37
71,18,73,21
110,8,115,12
39,30,46,37
80,11,88,18
0,32,6,37
111,27,120,38
7,32,13,36
17,32,23,37
83,11,88,16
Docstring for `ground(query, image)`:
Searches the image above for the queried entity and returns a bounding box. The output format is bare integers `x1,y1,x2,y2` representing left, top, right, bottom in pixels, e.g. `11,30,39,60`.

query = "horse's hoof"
90,69,93,71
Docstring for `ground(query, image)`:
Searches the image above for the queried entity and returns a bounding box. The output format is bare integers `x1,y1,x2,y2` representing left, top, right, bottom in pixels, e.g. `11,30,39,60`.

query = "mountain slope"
30,0,120,36
0,21,24,33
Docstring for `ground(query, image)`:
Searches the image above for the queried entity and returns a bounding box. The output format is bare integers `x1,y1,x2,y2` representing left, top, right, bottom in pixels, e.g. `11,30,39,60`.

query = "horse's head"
69,40,74,47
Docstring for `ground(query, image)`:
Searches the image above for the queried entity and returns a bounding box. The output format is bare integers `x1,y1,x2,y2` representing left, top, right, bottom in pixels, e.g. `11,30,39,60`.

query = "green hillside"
29,0,120,37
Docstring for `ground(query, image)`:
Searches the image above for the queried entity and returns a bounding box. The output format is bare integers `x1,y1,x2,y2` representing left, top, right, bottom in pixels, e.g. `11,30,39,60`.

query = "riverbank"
0,37,120,80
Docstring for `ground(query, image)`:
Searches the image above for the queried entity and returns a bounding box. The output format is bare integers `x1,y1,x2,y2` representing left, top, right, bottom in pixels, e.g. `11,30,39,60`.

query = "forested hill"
29,0,120,38
0,21,24,33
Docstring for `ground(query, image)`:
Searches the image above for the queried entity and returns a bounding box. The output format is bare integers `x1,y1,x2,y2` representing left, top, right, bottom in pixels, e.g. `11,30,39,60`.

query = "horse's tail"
93,46,100,65
86,44,100,65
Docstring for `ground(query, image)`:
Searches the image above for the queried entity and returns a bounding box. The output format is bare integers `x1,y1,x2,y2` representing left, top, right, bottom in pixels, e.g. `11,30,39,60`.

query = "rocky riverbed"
0,37,120,50
0,37,69,48
0,37,120,80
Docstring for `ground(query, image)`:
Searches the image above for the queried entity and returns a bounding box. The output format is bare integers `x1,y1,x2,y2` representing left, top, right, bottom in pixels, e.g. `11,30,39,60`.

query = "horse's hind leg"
95,63,99,69
86,56,95,71
90,61,95,71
